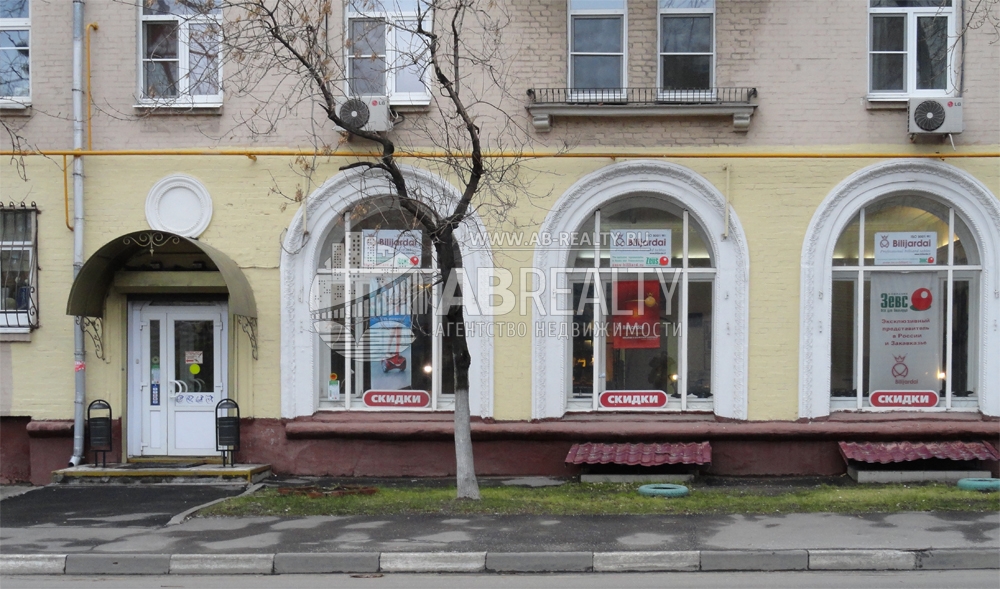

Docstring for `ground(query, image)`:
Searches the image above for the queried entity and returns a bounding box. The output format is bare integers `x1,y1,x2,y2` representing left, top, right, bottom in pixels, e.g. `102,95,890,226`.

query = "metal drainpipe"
69,0,86,467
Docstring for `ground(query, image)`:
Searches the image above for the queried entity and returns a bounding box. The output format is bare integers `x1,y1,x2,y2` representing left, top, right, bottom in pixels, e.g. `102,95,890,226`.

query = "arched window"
312,197,451,411
829,194,980,411
799,160,1000,418
280,166,494,418
532,160,749,420
565,196,716,411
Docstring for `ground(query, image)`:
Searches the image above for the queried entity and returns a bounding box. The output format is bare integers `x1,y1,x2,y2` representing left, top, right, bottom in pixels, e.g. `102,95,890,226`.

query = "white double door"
128,302,228,457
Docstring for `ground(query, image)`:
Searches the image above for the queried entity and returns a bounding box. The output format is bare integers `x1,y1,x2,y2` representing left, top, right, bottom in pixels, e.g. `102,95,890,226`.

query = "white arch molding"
280,165,495,419
799,159,1000,418
531,160,751,420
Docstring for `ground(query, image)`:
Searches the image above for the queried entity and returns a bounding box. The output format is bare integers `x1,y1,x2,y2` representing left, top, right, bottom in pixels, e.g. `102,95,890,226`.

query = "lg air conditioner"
908,97,963,135
335,96,393,133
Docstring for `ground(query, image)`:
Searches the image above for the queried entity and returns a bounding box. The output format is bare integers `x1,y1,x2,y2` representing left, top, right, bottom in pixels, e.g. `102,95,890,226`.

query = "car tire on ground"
637,484,690,498
956,478,1000,492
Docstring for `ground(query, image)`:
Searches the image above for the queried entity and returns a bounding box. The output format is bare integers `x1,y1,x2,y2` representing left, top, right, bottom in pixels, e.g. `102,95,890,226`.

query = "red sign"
612,281,661,349
363,390,430,408
599,391,668,408
869,390,939,408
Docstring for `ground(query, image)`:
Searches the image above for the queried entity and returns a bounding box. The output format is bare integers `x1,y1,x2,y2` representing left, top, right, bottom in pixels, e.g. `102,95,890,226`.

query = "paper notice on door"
185,351,203,364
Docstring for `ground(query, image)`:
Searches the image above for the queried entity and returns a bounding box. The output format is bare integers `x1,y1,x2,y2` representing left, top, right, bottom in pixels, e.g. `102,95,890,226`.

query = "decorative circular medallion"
145,174,213,238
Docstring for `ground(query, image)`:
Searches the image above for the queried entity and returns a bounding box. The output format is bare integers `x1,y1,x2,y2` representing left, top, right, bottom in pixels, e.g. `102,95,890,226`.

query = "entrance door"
128,302,228,457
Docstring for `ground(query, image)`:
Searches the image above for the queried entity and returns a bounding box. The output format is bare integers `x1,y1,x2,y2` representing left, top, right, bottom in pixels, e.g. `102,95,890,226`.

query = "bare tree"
209,0,535,500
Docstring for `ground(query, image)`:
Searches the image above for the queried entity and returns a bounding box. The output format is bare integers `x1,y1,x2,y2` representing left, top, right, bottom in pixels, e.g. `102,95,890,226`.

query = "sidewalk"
1,482,997,575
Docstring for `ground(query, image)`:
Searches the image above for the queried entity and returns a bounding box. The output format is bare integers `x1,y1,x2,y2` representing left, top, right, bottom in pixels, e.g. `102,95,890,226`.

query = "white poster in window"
609,229,672,268
362,230,422,268
868,273,941,407
874,232,937,266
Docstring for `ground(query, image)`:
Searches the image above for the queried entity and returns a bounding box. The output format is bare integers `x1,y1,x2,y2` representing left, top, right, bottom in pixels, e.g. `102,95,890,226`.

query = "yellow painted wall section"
4,152,998,422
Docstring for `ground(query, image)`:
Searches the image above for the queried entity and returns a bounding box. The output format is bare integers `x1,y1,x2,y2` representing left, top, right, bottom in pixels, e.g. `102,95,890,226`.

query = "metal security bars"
527,86,757,105
0,201,39,329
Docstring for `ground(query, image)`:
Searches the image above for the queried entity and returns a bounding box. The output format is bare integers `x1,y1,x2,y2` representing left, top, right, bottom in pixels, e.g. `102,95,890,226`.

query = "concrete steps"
51,462,271,484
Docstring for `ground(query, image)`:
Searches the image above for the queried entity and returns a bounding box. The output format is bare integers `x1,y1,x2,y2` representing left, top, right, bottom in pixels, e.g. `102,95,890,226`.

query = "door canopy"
66,231,257,319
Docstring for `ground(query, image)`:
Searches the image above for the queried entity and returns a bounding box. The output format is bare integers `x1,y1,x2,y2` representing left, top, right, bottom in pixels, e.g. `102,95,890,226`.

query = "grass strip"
199,482,999,517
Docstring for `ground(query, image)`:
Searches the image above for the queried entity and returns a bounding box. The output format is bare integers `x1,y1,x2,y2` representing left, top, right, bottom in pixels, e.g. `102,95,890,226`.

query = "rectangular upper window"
347,0,432,106
0,0,30,104
568,0,626,91
869,0,955,97
659,0,714,91
0,204,38,331
139,0,222,106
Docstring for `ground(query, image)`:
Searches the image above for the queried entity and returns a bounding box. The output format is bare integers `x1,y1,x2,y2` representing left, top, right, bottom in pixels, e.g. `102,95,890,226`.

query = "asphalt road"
0,485,245,528
2,571,999,589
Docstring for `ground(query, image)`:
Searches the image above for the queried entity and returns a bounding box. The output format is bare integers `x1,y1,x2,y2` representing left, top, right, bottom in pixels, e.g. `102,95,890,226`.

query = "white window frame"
565,206,717,413
798,160,1000,420
830,201,981,413
0,0,30,106
137,3,223,108
867,0,957,99
0,206,38,332
567,0,627,102
657,0,715,101
316,209,447,412
345,1,432,106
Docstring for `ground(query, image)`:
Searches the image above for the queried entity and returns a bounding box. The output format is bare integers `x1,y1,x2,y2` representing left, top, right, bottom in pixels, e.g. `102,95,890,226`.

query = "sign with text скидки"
362,230,422,268
868,273,941,408
874,232,937,266
609,229,672,268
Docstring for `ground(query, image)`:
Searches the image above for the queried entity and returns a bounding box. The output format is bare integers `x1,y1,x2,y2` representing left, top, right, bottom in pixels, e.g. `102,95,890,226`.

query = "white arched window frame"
280,165,494,419
532,161,750,420
800,160,1000,418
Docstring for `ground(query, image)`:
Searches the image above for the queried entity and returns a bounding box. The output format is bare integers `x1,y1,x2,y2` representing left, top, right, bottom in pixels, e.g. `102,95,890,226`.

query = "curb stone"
486,552,592,572
2,549,998,574
66,554,170,575
274,552,379,574
380,552,486,573
701,550,809,571
809,550,915,570
593,551,700,572
169,554,274,575
918,549,1000,570
0,555,66,575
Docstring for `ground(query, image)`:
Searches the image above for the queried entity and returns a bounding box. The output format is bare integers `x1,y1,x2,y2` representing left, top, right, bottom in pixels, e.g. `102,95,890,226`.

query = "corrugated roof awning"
66,231,257,319
566,442,712,466
838,441,1000,464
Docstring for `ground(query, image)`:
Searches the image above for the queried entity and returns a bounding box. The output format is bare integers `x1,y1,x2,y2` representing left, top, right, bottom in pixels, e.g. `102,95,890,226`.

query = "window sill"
0,101,31,116
865,97,909,111
0,328,32,342
391,103,432,114
133,102,223,116
526,102,756,132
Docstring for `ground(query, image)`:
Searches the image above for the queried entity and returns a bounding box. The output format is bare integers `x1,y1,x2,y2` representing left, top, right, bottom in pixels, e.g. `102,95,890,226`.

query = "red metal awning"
565,442,711,466
838,441,1000,465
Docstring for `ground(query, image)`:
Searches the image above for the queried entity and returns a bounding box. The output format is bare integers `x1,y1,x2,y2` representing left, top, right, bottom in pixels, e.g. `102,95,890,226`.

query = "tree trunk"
438,234,480,500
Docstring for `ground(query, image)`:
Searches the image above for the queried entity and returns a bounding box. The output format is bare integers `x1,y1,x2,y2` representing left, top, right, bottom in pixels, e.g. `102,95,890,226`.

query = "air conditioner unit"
908,97,963,135
335,96,393,133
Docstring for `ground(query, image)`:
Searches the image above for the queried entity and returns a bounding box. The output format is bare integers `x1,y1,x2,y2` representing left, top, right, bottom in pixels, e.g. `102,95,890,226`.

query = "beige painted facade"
2,1,998,435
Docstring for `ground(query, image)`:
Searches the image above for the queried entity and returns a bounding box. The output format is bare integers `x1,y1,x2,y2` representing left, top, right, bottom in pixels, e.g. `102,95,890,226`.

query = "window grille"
0,201,39,329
